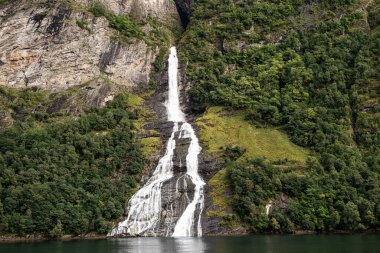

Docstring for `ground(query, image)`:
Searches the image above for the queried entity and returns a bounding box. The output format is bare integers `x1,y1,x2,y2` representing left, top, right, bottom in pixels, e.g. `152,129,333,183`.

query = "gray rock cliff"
0,0,179,90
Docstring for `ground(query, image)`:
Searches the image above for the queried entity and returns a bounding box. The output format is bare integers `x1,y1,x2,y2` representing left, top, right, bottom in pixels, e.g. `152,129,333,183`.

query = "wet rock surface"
116,57,201,236
119,54,246,236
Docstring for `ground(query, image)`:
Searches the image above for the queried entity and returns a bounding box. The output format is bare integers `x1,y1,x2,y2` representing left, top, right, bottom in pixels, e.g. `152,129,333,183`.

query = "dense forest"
0,0,168,238
180,0,380,232
0,90,145,236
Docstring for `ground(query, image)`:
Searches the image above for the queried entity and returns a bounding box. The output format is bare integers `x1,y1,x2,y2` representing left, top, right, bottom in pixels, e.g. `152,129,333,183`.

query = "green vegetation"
76,19,91,34
207,169,241,228
227,155,379,232
208,169,230,212
0,86,47,106
89,1,144,43
124,91,163,160
0,89,145,236
198,106,309,226
196,107,309,163
88,1,173,47
0,0,10,6
0,82,162,237
183,0,380,232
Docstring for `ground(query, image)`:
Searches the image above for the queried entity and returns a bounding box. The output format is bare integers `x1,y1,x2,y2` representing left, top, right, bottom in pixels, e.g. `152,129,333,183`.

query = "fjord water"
2,235,380,253
110,47,205,236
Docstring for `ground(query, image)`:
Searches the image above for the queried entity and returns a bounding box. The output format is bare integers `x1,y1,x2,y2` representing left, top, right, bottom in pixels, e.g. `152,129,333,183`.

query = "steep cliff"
0,0,180,90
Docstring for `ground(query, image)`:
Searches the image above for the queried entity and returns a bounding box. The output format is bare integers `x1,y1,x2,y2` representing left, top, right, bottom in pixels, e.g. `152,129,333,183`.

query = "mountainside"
0,0,183,238
180,0,380,233
0,0,379,238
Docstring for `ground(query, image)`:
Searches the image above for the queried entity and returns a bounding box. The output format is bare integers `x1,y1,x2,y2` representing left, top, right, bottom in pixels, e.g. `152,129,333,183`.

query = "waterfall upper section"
109,47,205,237
166,47,185,123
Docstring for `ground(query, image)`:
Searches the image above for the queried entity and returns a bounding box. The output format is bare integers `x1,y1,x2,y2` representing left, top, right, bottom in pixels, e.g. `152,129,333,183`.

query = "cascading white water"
109,47,205,237
172,122,205,237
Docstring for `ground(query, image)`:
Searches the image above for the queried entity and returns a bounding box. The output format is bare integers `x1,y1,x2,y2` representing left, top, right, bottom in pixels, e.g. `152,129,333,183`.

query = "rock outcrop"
0,0,179,90
47,79,120,114
84,0,179,21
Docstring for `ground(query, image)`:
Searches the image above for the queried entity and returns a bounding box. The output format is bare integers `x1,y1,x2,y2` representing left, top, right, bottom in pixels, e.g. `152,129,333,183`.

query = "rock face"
0,0,179,90
86,0,179,21
145,125,198,236
47,79,120,114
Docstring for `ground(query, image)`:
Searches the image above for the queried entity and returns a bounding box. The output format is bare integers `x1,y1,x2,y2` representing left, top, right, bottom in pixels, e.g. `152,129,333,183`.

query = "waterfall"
172,122,205,237
109,47,205,237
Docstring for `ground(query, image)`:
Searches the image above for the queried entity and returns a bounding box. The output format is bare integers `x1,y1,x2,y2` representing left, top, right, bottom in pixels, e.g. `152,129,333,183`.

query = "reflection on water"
1,235,380,253
174,237,206,253
112,237,206,253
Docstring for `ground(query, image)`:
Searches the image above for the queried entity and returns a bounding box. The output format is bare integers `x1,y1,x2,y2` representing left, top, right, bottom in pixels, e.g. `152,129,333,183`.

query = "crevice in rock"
99,41,122,72
46,4,71,35
22,70,29,87
173,0,191,29
31,12,47,29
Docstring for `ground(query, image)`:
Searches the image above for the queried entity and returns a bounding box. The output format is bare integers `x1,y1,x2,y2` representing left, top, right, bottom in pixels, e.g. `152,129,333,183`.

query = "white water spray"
172,122,205,237
109,47,205,237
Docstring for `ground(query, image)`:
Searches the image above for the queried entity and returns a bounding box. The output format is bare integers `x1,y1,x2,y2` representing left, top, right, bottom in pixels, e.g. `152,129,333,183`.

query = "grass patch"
196,106,309,164
199,106,310,225
207,168,242,227
125,93,143,108
123,92,162,160
76,19,91,34
140,136,161,157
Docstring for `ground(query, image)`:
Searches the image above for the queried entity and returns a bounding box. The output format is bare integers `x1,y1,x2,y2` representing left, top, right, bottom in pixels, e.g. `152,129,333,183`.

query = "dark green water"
1,235,380,253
